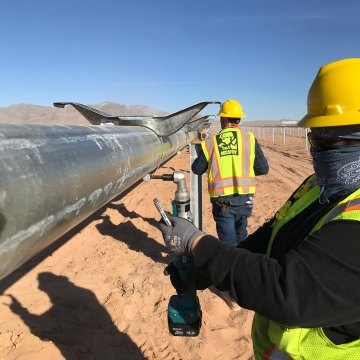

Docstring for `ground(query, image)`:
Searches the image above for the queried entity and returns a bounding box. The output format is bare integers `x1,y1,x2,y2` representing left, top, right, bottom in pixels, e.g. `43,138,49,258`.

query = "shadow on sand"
7,272,146,360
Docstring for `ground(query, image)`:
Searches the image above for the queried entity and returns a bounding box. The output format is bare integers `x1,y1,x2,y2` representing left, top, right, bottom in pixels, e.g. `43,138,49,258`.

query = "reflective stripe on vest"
201,127,256,197
208,177,256,192
323,197,360,223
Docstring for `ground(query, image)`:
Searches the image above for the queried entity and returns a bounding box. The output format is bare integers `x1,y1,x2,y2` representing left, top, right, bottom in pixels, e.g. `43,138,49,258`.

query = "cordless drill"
152,171,202,337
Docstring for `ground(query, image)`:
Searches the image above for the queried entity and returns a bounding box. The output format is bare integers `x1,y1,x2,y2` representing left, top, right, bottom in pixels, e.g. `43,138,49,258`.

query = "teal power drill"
152,171,202,337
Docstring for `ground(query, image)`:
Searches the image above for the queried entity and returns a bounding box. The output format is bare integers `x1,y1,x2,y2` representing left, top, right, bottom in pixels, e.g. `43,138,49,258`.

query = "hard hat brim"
217,112,247,118
298,112,360,128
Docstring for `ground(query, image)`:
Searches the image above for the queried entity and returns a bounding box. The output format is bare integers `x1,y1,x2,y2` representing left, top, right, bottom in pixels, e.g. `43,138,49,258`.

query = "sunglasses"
307,132,360,150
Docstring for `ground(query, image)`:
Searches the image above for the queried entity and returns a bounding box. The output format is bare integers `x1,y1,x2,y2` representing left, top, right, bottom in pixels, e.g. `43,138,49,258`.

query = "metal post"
189,143,203,230
283,126,286,145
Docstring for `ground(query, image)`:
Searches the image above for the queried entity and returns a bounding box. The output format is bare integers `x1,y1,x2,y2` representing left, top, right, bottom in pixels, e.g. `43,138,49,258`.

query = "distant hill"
0,102,297,127
0,102,169,125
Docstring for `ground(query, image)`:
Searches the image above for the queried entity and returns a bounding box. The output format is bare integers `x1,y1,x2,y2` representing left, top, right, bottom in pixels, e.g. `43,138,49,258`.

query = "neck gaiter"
310,146,360,204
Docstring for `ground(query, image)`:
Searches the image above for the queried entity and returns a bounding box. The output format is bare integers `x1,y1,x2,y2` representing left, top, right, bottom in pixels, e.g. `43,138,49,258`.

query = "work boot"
218,290,241,311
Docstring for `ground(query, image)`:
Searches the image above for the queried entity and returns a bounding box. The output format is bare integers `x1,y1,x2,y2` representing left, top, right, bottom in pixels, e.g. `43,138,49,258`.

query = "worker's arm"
253,138,269,175
191,220,360,334
191,148,208,175
194,214,274,255
159,209,360,342
236,219,273,253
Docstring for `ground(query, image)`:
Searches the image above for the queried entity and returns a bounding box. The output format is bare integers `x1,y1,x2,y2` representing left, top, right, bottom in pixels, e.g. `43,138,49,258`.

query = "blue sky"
0,0,359,120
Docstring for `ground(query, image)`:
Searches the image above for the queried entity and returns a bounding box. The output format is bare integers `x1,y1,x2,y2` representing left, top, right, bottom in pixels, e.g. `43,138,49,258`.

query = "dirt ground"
0,126,313,360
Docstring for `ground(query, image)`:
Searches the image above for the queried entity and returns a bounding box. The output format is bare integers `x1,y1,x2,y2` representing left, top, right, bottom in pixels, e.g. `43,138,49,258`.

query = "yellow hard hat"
218,99,246,118
298,58,360,128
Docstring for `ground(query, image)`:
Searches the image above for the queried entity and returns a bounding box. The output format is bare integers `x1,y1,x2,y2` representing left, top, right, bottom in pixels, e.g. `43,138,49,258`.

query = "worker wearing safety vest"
159,58,360,359
192,99,269,247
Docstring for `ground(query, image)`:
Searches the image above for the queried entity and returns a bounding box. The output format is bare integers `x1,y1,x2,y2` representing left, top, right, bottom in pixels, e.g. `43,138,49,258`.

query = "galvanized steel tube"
0,122,201,281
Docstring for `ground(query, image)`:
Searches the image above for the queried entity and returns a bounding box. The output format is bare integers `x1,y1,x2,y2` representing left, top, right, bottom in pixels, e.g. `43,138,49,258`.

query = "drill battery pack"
167,293,202,337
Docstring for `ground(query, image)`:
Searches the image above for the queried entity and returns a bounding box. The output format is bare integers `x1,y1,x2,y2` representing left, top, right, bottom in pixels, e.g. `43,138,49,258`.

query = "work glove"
164,262,214,294
164,262,190,294
158,212,205,255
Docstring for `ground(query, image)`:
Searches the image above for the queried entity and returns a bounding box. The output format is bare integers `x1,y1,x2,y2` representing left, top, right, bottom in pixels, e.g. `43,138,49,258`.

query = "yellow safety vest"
252,174,360,360
201,127,256,197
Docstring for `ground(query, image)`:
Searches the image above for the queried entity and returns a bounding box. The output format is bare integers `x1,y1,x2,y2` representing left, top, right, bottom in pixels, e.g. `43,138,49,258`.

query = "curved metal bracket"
53,101,221,136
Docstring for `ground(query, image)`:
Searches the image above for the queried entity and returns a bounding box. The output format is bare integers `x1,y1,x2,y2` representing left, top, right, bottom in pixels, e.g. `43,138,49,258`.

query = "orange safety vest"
201,126,256,197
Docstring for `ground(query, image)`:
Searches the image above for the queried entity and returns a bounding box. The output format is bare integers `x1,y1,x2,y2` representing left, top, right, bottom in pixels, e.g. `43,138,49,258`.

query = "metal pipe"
190,143,203,230
0,105,215,281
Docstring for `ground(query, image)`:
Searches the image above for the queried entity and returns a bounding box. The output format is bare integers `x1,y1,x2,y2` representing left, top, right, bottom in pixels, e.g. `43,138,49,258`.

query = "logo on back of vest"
216,131,239,157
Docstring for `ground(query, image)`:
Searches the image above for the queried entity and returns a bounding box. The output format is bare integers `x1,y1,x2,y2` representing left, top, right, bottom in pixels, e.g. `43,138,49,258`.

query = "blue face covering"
310,146,360,204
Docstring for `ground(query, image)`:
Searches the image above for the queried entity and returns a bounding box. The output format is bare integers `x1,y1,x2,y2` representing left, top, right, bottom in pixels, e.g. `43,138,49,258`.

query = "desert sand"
0,126,313,360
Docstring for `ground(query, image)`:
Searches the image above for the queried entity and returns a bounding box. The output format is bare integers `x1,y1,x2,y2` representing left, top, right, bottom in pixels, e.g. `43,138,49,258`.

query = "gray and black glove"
158,212,205,255
164,262,213,294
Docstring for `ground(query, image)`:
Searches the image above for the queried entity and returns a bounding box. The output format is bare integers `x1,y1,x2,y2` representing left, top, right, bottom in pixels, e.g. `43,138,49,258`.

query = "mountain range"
0,102,291,127
0,102,168,125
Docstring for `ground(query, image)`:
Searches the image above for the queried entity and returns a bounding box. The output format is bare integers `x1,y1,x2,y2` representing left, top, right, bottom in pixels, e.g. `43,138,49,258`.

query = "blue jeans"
211,194,253,246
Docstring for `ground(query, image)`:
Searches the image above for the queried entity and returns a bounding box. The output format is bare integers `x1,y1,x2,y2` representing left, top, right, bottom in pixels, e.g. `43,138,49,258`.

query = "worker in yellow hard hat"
192,98,269,246
158,58,360,359
191,98,269,309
